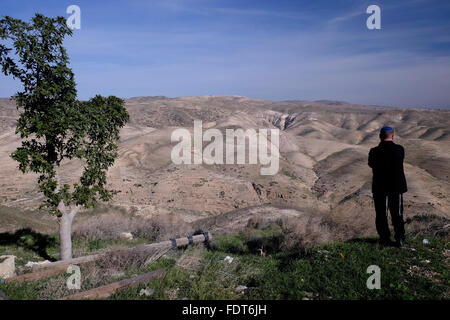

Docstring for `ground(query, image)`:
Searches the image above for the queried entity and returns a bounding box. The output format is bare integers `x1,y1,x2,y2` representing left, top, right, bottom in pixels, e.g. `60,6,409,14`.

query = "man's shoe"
396,238,405,248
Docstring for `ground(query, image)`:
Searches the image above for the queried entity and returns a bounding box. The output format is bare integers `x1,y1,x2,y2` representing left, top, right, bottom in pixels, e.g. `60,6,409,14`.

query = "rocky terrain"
0,96,449,241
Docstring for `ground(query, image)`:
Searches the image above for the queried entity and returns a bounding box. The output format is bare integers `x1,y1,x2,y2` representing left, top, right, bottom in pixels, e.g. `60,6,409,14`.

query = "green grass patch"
1,225,448,300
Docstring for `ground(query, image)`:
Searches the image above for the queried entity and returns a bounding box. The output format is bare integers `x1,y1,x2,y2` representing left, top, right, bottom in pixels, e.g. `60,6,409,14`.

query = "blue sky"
1,0,449,107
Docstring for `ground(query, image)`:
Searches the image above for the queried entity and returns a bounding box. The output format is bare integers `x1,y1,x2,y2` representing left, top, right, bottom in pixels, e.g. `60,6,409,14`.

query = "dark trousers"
373,193,405,242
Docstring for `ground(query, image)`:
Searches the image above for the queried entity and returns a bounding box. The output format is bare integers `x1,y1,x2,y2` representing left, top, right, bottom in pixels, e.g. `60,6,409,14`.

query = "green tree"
0,14,129,260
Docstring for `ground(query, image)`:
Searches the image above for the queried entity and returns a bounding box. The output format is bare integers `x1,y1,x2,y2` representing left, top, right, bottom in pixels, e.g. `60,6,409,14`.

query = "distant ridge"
125,96,168,103
0,95,448,110
314,100,347,106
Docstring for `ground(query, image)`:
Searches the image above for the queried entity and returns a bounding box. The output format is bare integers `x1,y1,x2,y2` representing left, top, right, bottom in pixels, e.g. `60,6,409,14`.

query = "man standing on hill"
368,126,407,248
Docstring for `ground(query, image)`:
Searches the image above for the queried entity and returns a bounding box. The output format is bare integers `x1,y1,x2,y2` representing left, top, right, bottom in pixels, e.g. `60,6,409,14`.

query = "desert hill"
0,96,449,241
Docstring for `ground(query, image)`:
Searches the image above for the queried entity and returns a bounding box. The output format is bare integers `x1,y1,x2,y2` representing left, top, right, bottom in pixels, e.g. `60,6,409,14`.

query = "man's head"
380,126,395,141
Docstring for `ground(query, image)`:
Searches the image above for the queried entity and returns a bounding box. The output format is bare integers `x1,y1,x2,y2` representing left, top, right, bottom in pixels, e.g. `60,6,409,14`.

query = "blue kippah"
380,126,393,132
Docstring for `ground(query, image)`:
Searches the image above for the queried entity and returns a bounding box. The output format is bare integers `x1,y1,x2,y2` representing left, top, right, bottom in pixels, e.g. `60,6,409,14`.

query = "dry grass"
34,244,175,299
405,214,450,239
175,245,204,272
0,205,57,234
72,209,194,242
275,215,343,250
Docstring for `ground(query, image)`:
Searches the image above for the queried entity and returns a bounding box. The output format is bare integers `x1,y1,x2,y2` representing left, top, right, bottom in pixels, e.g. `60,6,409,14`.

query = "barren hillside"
1,96,449,240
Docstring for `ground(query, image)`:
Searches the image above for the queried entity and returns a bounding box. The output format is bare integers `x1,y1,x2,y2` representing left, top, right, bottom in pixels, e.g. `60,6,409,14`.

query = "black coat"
368,141,408,194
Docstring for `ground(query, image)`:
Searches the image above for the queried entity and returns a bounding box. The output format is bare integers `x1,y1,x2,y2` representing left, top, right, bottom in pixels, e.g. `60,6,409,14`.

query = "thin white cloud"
328,10,364,25
213,7,311,21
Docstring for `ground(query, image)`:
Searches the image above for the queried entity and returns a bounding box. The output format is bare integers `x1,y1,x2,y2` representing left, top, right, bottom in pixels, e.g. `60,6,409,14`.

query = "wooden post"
135,233,212,252
31,252,104,272
33,233,212,271
4,265,68,284
5,233,211,283
60,269,166,300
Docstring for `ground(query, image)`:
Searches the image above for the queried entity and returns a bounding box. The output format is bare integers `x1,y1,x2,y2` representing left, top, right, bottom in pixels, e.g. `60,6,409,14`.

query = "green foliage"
109,231,449,300
0,14,129,216
1,229,448,300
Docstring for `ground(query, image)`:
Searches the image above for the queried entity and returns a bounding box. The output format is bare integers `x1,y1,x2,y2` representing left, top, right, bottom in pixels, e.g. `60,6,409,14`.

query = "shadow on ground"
345,237,379,244
0,228,57,261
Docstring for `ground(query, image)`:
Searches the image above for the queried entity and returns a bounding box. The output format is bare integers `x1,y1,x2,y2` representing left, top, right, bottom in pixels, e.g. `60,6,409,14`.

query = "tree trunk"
59,205,80,261
59,211,74,260
56,173,81,261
